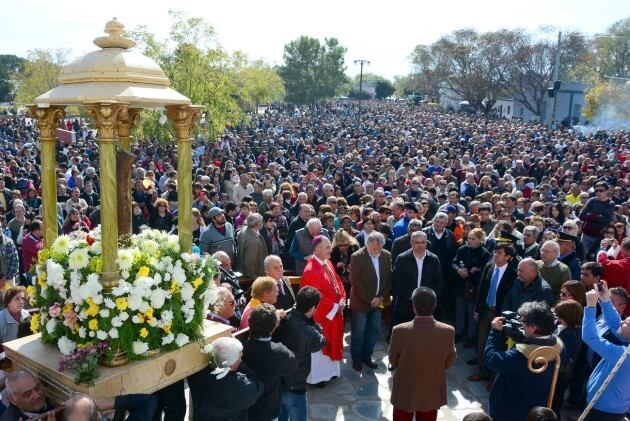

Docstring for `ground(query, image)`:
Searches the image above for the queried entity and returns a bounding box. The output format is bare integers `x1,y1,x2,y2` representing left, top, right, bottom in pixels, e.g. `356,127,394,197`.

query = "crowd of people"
0,100,629,420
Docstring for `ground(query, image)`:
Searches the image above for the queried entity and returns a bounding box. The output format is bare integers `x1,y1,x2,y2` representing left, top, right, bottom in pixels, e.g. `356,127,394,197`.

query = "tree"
129,11,245,141
592,18,630,79
0,55,25,102
375,80,395,99
583,80,630,125
14,49,67,105
409,44,445,100
278,36,348,104
236,59,285,111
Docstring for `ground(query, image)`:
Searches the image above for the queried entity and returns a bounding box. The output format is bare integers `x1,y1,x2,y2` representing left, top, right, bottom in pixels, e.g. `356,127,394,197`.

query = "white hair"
366,231,385,246
263,254,282,269
433,212,449,223
541,240,560,256
410,230,428,242
208,337,243,368
305,218,321,229
246,213,263,228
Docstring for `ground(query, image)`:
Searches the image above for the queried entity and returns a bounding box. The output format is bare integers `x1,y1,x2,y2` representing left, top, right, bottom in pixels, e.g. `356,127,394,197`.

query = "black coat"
187,362,264,421
392,249,443,324
474,262,518,314
391,234,411,265
242,338,298,421
451,245,491,296
423,227,457,278
0,400,53,421
273,311,326,392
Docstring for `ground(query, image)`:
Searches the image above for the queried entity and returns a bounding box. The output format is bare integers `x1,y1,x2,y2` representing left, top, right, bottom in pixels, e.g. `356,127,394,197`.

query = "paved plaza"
308,328,490,420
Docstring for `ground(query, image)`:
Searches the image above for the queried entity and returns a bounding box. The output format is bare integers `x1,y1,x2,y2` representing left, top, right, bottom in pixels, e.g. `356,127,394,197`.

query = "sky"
2,0,628,80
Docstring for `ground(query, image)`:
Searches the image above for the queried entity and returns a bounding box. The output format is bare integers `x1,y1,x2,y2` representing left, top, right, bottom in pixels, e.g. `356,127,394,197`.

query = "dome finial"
94,17,135,49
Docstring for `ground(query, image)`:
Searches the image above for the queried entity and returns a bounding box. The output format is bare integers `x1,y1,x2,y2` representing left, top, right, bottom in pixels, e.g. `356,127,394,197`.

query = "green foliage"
278,36,348,104
375,80,395,99
74,354,101,386
14,49,67,105
0,55,25,102
235,59,285,111
593,18,630,79
348,89,371,100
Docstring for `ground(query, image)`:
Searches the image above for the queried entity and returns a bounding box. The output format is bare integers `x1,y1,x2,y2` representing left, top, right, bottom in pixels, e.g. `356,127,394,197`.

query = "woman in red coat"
301,235,346,385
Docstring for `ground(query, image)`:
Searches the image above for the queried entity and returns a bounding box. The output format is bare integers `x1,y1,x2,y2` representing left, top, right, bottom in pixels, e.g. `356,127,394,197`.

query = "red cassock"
301,258,346,361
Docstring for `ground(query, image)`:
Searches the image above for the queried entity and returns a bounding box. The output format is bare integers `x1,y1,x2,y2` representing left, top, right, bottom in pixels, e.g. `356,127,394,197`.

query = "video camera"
500,311,557,346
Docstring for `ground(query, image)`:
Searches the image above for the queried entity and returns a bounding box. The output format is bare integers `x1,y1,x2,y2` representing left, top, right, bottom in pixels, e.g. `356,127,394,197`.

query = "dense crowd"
0,101,629,421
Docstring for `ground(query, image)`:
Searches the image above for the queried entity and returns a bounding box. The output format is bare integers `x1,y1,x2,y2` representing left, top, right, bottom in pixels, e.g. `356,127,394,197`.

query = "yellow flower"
85,298,100,317
37,273,47,288
26,286,36,298
88,319,98,331
37,249,50,264
139,327,149,338
135,313,145,324
115,297,128,311
88,256,103,274
63,303,74,314
170,281,181,294
30,314,40,333
162,323,172,334
145,307,154,319
137,266,150,278
192,277,203,290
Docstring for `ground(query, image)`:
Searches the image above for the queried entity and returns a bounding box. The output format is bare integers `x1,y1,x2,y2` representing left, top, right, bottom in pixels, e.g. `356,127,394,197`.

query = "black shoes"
362,360,378,369
352,360,362,371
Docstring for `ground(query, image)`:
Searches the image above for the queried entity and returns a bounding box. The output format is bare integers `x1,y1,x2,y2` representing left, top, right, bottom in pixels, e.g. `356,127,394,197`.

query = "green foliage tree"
129,10,245,141
583,80,630,122
593,18,630,79
14,49,67,105
235,59,285,111
278,36,348,104
0,55,25,102
375,80,395,99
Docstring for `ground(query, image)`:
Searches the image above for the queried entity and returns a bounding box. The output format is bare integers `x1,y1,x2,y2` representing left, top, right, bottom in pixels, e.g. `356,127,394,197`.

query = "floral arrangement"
30,227,219,363
58,341,107,386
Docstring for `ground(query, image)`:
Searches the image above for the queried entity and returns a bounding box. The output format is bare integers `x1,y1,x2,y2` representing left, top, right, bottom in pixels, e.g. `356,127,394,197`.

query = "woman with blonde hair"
239,276,280,329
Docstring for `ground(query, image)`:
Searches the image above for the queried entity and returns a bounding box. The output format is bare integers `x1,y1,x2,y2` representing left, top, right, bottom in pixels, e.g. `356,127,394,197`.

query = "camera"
501,311,526,342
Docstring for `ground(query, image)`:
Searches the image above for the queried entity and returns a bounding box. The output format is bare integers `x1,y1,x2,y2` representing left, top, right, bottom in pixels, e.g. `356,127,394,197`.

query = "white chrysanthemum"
87,273,100,284
117,249,135,271
141,240,159,256
46,318,57,334
175,333,190,347
108,328,119,339
150,289,167,309
181,283,195,301
104,298,115,309
68,248,90,270
161,333,174,345
78,327,87,338
96,330,108,340
119,312,129,321
58,336,76,356
99,309,110,318
147,317,158,327
78,277,103,301
202,344,213,354
111,316,123,328
52,235,72,256
111,281,131,297
46,260,66,289
161,310,174,323
132,341,149,355
166,236,180,253
134,277,153,290
121,271,130,280
88,330,95,338
172,266,186,286
91,225,102,239
127,294,143,311
132,315,144,324
70,270,81,284
90,241,102,255
138,301,150,313
163,272,172,282
153,273,163,284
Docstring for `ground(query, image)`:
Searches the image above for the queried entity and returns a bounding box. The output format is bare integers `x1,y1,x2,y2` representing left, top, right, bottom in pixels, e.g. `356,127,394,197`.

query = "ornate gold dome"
35,18,191,108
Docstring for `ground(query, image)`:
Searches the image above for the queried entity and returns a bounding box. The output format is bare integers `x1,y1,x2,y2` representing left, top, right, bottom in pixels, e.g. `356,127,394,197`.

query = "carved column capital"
27,106,66,139
165,105,203,141
85,102,129,141
116,107,143,139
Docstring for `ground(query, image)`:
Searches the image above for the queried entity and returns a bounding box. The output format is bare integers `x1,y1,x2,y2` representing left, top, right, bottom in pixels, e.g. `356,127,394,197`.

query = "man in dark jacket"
243,304,298,421
502,258,555,312
485,301,564,421
392,231,443,327
188,337,263,421
390,218,423,265
469,243,518,382
1,370,54,421
274,287,326,421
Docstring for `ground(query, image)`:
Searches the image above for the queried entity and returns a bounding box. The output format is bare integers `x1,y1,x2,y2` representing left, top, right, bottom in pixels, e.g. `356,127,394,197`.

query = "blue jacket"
583,301,630,415
392,215,410,240
485,330,559,421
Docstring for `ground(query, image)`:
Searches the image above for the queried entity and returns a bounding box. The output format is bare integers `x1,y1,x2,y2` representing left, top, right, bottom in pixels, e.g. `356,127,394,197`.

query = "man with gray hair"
502,258,554,312
2,370,53,420
290,218,328,275
264,255,295,310
236,213,268,280
536,240,571,297
315,183,335,213
349,231,392,371
391,218,424,265
188,337,263,421
258,189,275,214
521,225,540,259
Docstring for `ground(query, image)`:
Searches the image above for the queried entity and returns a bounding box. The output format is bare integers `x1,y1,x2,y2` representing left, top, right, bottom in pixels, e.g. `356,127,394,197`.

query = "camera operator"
485,301,563,421
582,283,630,421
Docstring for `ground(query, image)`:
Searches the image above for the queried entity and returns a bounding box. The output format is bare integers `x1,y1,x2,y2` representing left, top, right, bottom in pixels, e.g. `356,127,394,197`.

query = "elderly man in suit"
236,213,268,280
392,231,443,328
349,231,392,371
264,255,296,311
389,287,457,421
468,242,518,382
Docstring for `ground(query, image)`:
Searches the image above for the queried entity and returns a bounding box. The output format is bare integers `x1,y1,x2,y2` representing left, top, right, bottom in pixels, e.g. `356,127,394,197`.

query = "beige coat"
388,317,457,412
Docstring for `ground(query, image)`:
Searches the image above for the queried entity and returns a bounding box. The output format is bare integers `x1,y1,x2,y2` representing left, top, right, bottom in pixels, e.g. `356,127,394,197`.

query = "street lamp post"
354,59,369,125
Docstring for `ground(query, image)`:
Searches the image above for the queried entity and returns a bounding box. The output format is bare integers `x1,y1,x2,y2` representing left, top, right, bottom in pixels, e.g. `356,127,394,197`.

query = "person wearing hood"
485,301,564,421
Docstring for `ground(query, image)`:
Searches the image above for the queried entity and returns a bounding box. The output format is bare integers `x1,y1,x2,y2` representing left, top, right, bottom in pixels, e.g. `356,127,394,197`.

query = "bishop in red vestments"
301,235,346,383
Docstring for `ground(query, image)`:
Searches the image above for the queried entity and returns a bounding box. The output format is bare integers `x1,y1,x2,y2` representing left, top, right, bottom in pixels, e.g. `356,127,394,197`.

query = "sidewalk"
308,330,489,420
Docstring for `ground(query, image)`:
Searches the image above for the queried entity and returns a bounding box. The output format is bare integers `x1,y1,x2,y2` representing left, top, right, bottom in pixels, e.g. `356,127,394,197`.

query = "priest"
301,235,346,385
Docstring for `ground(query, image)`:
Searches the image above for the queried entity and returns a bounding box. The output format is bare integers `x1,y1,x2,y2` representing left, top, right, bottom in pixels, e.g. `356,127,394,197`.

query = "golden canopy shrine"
3,18,231,401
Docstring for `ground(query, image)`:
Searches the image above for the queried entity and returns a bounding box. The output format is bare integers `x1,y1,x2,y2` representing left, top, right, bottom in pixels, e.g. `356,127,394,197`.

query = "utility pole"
550,31,562,128
354,59,369,126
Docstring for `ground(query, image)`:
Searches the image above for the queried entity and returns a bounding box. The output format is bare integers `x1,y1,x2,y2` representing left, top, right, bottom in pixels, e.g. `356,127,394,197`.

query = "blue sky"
2,0,628,79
